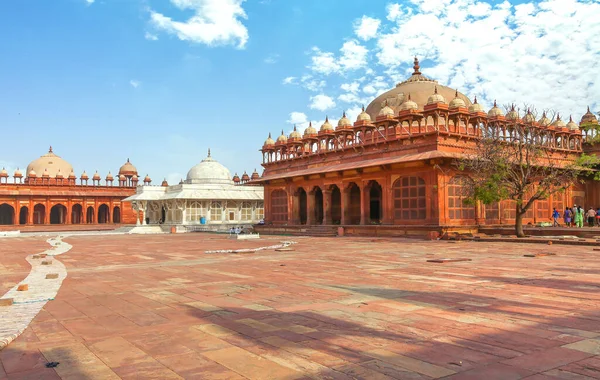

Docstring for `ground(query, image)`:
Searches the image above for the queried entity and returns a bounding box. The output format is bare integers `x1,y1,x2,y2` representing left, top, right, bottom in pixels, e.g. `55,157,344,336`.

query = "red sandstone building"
254,59,599,235
0,147,147,227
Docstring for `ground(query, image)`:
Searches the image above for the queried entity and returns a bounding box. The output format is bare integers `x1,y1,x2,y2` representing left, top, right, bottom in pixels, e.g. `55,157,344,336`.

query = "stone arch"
113,206,121,223
312,186,324,225
50,204,67,224
270,189,288,223
33,204,45,224
71,204,83,224
296,187,308,225
346,182,361,225
329,184,342,224
0,203,14,225
19,206,28,225
86,206,94,224
393,176,426,221
367,180,383,223
98,204,110,224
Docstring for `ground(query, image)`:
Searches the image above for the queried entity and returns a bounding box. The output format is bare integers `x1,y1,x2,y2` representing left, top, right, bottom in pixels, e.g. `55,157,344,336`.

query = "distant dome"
551,114,566,128
186,150,233,185
365,58,471,118
27,146,74,179
106,172,114,181
0,168,7,178
144,174,152,183
468,97,484,113
14,168,23,177
161,178,169,187
488,100,504,117
399,94,418,111
251,169,260,180
337,112,352,128
448,90,465,109
119,158,138,176
356,106,372,122
320,117,334,133
241,172,250,182
505,105,519,121
523,110,535,124
276,130,288,144
303,122,317,137
581,106,598,125
566,116,579,131
538,112,551,127
92,171,101,180
289,126,301,139
379,102,395,117
264,133,275,147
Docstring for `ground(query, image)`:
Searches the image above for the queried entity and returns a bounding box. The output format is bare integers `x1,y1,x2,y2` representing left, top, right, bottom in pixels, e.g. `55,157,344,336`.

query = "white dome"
186,151,233,185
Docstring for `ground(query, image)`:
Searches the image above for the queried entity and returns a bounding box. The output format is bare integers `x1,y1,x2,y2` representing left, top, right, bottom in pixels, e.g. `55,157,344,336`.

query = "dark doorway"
298,188,307,225
113,206,121,223
314,187,323,224
331,185,341,224
50,204,67,224
348,183,361,225
161,206,166,224
0,204,14,225
98,204,110,224
72,204,83,224
33,204,45,224
19,206,28,225
369,181,383,223
86,206,94,224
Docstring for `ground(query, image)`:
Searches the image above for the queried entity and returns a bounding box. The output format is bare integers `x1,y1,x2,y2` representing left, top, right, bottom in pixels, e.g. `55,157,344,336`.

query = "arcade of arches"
0,201,124,226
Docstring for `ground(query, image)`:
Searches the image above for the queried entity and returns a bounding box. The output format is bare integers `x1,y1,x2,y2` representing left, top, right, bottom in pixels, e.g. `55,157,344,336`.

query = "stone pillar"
27,200,33,225
341,186,349,225
141,201,147,225
360,184,370,225
66,200,72,224
323,189,332,225
291,190,300,225
306,189,315,225
44,200,50,225
14,202,20,225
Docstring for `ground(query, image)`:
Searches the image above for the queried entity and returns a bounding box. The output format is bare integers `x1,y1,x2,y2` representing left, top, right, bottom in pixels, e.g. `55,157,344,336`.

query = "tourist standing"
575,206,584,228
596,208,600,226
564,207,572,227
587,207,596,227
552,208,560,227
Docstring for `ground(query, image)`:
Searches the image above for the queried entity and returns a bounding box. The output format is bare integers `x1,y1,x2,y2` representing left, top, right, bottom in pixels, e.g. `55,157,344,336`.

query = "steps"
255,225,338,237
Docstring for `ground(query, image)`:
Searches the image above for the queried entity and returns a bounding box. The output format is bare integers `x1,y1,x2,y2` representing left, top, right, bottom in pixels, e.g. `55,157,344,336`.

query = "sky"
0,0,599,185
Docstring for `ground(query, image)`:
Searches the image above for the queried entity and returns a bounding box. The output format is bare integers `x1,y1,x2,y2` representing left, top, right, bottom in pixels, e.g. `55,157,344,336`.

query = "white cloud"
301,75,326,92
282,76,297,85
130,80,141,88
309,40,368,75
264,53,279,64
149,0,249,49
287,112,308,125
309,95,336,111
85,0,94,4
354,16,381,41
341,82,360,94
145,32,158,41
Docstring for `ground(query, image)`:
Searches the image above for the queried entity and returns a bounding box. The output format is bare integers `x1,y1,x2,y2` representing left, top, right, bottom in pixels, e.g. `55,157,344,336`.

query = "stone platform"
1,235,600,379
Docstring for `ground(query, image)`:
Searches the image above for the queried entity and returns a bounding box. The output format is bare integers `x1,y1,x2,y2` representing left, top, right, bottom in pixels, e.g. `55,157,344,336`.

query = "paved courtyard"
1,234,600,379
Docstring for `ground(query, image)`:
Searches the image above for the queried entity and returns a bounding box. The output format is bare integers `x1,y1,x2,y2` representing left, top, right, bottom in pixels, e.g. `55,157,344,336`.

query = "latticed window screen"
485,202,499,220
393,177,426,220
241,202,252,221
187,201,205,222
271,190,288,222
210,202,222,221
448,176,475,219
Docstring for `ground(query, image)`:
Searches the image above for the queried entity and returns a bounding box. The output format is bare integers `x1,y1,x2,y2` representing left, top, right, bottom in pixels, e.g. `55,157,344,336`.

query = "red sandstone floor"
1,234,600,379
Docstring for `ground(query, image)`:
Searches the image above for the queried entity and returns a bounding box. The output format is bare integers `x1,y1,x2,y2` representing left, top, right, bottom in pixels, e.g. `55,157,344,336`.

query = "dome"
427,86,447,105
14,168,22,178
303,122,317,137
448,90,466,109
241,171,250,182
581,106,598,125
566,115,579,131
551,114,566,128
119,158,138,176
28,169,37,178
55,169,64,179
0,168,7,178
68,170,76,179
42,168,50,178
337,112,352,128
523,109,535,124
144,174,152,183
161,179,169,187
264,133,275,147
538,112,551,127
251,169,260,180
379,101,395,117
92,171,101,180
468,97,485,113
289,126,301,139
186,150,233,185
81,171,89,180
276,130,288,144
488,100,504,117
26,146,74,179
505,105,519,121
132,174,139,181
119,174,126,181
365,58,471,118
320,117,334,133
356,106,372,122
106,172,114,181
232,173,240,183
399,94,418,112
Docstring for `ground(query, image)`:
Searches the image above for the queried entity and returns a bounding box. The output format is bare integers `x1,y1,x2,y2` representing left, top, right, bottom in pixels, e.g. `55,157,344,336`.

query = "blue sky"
0,0,598,184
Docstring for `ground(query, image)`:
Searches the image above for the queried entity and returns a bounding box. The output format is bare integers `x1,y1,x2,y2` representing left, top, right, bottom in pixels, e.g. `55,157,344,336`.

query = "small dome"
68,170,76,179
241,171,250,182
378,101,395,117
81,171,89,180
468,96,485,113
289,125,301,139
232,173,240,183
144,174,152,183
581,106,598,125
0,168,8,178
186,150,233,185
488,100,504,117
119,158,138,176
132,174,139,181
566,115,579,131
92,171,101,180
27,146,74,179
551,114,566,128
320,117,334,132
449,90,466,109
356,106,372,122
161,178,169,187
251,169,260,180
14,168,22,177
29,169,37,178
106,172,114,181
55,169,64,179
42,168,50,178
303,122,317,137
399,93,418,111
119,174,126,181
264,133,275,146
276,130,288,143
337,112,352,128
523,109,535,124
427,86,446,105
505,105,519,121
538,111,551,127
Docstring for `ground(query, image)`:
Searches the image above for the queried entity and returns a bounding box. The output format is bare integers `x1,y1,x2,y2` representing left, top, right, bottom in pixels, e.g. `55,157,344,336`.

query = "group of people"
552,206,600,227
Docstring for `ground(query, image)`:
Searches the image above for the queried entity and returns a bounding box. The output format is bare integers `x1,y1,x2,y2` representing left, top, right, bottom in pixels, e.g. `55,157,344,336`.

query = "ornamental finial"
413,56,421,75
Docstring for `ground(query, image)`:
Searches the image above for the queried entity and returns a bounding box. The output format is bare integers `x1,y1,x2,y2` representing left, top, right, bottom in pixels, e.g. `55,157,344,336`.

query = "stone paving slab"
1,234,600,379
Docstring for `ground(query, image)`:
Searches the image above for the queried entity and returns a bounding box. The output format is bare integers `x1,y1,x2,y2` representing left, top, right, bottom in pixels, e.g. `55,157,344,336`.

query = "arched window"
393,177,426,220
210,202,222,222
241,202,252,221
448,176,475,219
271,190,288,222
485,202,499,221
187,201,205,223
255,203,264,221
